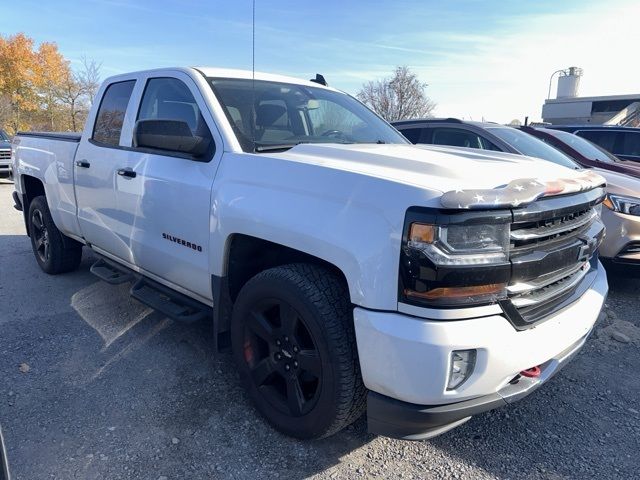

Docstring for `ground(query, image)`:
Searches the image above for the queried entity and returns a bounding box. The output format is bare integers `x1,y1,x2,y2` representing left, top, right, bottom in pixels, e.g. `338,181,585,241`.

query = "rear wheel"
28,196,82,274
231,263,365,439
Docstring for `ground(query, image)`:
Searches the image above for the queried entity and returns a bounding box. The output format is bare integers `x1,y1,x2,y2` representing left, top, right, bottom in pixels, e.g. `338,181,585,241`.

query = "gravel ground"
0,178,638,480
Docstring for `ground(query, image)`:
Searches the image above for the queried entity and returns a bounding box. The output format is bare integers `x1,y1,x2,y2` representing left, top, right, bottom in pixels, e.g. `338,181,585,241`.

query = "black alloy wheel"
31,208,50,263
231,263,366,439
243,298,322,417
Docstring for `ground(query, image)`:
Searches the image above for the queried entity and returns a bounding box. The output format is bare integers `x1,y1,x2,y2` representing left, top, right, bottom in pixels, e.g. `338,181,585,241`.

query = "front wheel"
28,196,82,274
231,263,365,439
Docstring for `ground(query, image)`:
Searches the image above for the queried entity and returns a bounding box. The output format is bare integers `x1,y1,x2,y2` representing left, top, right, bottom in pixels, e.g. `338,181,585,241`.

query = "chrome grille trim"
507,261,587,295
510,262,590,308
510,209,596,242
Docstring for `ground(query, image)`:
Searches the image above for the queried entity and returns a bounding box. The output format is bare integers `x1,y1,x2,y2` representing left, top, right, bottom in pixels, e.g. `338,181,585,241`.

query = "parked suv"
391,118,580,170
393,118,639,265
546,125,640,163
0,129,11,177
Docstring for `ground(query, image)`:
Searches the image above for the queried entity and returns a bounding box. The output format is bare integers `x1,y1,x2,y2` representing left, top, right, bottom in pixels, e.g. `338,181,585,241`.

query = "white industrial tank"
557,67,583,99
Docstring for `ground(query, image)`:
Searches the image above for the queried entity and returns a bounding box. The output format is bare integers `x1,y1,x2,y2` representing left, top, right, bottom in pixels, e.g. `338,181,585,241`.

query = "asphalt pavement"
0,178,638,479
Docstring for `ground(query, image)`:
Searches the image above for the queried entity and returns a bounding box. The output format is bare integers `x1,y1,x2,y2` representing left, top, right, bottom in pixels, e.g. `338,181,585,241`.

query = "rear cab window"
92,81,136,146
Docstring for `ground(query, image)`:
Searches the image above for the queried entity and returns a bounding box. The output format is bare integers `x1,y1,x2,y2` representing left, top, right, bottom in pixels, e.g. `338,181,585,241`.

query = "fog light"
447,349,477,390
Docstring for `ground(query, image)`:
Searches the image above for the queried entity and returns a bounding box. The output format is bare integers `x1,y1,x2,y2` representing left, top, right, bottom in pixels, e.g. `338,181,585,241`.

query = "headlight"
407,222,510,265
603,194,640,216
400,211,511,308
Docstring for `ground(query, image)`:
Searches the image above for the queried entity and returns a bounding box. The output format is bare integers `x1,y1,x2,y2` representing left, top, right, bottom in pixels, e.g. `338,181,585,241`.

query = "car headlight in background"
400,211,512,308
603,194,640,216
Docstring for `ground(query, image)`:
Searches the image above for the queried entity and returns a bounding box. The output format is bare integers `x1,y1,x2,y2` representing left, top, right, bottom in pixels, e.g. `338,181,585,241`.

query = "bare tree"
357,66,435,122
77,57,101,105
55,57,101,131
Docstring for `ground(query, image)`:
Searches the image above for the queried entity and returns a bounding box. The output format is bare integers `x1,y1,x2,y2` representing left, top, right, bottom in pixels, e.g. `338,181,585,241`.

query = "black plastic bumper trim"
367,391,506,440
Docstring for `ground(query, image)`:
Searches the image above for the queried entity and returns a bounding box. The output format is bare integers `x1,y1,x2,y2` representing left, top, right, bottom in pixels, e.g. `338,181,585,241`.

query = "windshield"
0,130,9,142
487,126,580,169
208,78,408,152
540,128,619,164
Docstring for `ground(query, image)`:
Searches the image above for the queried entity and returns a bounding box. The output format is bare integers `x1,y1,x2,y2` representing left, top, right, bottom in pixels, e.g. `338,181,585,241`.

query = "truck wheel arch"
214,234,352,335
20,175,46,236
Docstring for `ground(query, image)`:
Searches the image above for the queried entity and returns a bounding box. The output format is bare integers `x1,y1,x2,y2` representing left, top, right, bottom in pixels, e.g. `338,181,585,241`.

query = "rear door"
74,79,138,262
114,72,222,302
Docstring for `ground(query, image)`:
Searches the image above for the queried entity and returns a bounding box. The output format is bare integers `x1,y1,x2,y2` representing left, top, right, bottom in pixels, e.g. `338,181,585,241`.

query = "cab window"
137,77,212,141
92,80,136,146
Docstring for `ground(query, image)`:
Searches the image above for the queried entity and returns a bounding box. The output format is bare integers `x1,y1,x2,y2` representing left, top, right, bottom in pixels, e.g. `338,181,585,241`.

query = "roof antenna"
310,74,328,87
251,0,256,152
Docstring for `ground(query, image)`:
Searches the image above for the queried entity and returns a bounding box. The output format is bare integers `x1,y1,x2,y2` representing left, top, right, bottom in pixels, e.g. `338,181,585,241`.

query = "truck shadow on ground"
1,233,638,479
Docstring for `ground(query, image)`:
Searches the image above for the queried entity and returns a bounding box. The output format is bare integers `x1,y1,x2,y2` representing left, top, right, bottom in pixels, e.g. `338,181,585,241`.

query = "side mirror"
133,119,210,157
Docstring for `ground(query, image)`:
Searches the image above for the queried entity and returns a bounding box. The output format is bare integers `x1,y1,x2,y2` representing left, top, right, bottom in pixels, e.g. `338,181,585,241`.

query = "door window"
621,132,640,157
92,80,136,146
137,77,212,141
576,130,619,153
431,128,485,149
398,127,424,144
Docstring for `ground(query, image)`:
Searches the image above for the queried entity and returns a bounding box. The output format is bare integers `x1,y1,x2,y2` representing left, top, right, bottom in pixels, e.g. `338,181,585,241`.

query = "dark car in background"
0,129,11,177
546,125,640,163
519,126,640,179
391,118,580,169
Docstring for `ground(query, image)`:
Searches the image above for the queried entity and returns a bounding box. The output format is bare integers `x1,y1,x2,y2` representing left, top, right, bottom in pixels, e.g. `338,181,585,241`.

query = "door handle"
75,160,90,168
117,168,137,178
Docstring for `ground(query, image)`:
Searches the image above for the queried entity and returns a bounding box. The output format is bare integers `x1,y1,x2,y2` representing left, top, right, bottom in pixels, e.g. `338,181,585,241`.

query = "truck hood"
275,143,597,196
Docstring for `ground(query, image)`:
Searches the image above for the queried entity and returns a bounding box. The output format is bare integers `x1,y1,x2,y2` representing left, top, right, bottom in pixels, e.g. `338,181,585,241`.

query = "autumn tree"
37,41,70,131
357,66,436,122
0,33,42,133
0,33,101,133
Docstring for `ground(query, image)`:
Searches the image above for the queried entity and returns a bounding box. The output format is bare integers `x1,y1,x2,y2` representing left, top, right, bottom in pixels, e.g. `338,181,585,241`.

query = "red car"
519,126,640,179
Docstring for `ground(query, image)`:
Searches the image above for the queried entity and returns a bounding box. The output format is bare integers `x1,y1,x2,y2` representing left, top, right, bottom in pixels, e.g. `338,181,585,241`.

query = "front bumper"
355,260,608,440
367,329,591,440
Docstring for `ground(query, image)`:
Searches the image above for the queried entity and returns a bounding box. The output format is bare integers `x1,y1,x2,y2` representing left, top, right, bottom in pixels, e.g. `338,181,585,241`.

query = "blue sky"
2,0,639,122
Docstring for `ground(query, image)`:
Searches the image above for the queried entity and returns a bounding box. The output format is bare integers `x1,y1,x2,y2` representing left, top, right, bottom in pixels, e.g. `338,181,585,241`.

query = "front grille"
0,150,10,160
510,208,596,249
505,188,605,327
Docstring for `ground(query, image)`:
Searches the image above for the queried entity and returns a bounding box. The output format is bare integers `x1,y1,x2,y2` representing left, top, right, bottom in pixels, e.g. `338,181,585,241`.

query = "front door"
114,74,220,302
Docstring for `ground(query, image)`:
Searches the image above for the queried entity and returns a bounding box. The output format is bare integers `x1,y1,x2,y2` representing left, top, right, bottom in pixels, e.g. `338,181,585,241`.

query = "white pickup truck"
12,67,608,440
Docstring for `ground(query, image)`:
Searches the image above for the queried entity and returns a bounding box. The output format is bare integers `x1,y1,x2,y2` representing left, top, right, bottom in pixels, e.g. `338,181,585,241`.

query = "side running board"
130,278,211,323
90,256,211,323
90,258,132,285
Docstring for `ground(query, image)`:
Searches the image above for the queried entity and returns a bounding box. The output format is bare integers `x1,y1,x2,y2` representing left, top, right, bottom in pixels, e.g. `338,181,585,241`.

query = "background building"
541,67,640,126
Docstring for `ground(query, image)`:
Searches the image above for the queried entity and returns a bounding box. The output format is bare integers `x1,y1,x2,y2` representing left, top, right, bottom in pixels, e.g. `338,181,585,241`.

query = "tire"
231,263,366,439
28,195,82,274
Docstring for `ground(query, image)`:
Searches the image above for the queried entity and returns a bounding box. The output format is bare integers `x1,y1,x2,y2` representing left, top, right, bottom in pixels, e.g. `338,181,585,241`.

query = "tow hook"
520,366,542,378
